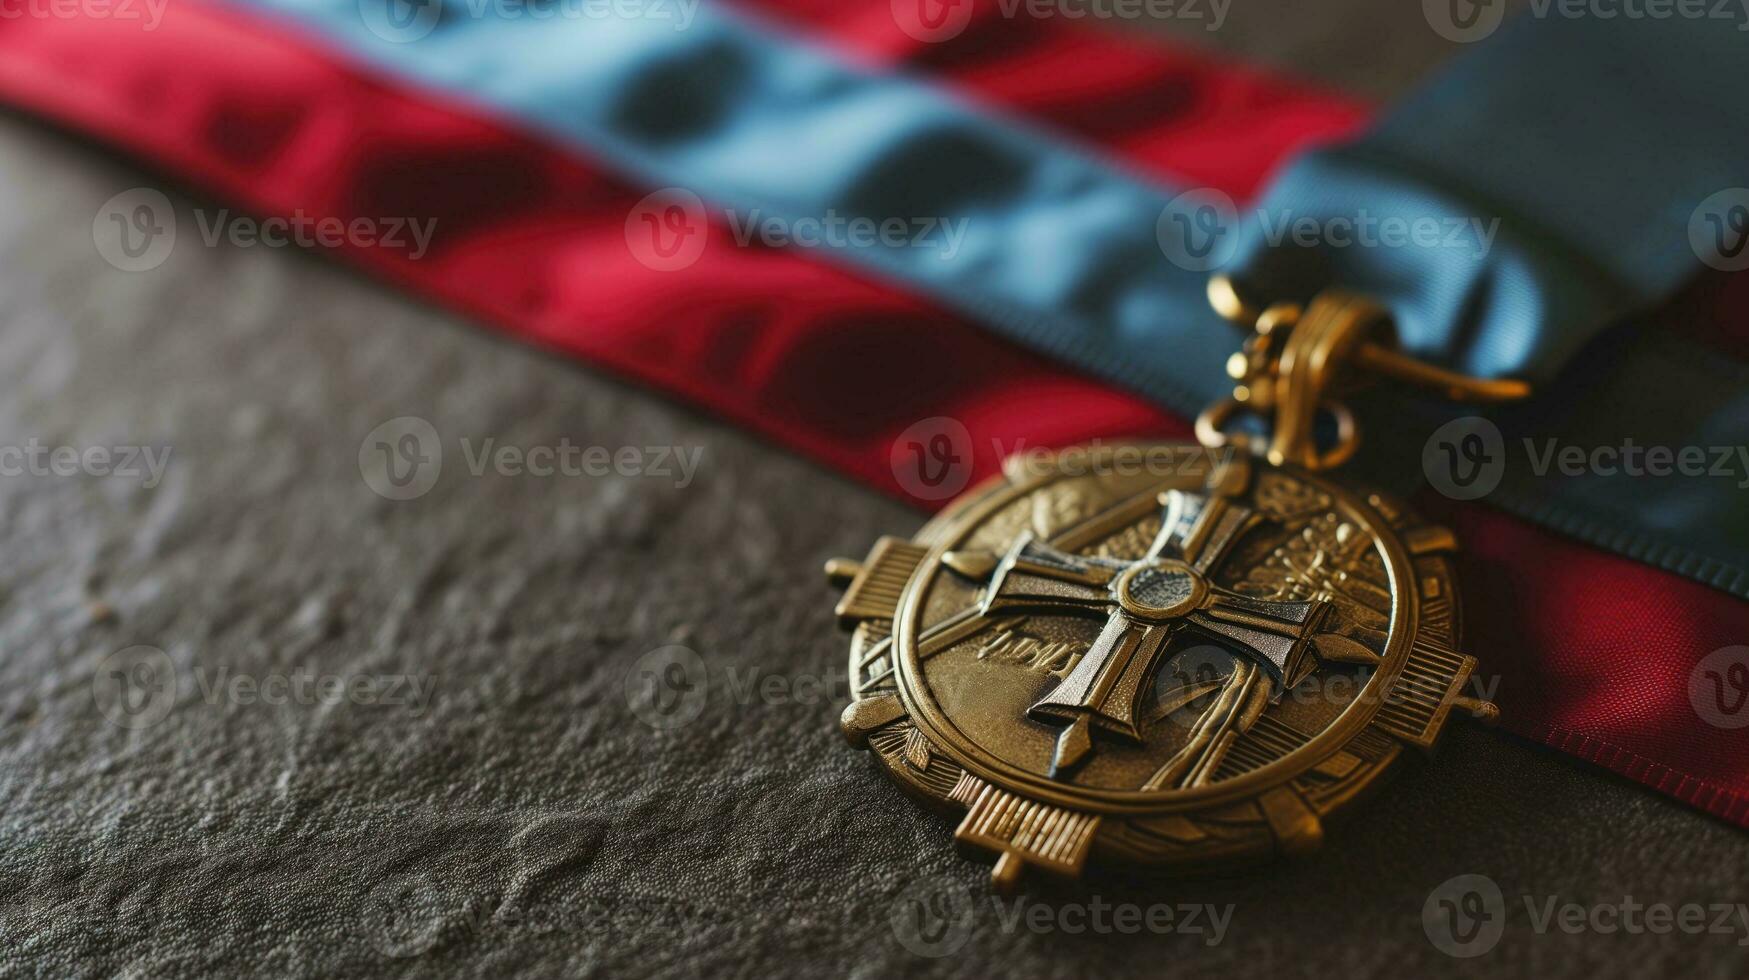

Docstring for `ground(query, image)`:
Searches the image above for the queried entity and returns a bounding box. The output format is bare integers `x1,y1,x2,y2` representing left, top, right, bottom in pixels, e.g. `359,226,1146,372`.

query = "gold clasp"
1199,276,1532,471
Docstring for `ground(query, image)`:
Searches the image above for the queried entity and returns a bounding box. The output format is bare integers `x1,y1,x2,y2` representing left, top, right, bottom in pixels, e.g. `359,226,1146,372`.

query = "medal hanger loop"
1199,276,1532,472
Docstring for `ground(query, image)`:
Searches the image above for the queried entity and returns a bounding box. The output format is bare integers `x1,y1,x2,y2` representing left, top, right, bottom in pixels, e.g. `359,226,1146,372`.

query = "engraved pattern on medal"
903,461,1399,800
832,443,1471,877
1233,512,1391,637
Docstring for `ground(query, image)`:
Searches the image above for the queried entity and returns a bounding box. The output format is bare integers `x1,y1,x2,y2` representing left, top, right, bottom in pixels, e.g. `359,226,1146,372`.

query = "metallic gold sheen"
1204,275,1531,434
825,284,1504,891
828,442,1493,891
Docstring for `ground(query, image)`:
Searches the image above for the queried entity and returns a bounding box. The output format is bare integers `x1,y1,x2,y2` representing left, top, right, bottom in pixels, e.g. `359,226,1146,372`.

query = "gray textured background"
2,3,1746,978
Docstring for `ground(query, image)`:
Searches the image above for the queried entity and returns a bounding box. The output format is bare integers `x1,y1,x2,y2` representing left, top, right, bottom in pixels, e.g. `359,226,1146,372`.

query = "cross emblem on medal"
945,484,1332,778
827,288,1514,885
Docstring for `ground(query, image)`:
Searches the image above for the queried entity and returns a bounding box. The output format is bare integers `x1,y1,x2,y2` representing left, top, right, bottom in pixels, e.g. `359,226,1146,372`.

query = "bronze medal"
826,283,1518,891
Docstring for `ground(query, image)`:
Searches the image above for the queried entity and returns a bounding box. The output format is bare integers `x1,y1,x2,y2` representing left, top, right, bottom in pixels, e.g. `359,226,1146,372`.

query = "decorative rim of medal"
825,279,1519,892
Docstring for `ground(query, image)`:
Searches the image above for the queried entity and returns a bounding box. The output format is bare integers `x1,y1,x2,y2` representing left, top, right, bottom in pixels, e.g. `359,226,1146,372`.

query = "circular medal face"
830,443,1483,889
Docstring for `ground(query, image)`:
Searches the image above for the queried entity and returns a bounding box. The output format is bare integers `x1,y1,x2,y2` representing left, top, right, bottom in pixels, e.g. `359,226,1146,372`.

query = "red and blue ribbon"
2,0,1746,825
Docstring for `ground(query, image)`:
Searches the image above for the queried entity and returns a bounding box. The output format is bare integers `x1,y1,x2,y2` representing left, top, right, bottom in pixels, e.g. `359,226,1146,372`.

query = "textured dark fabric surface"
2,7,1746,979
